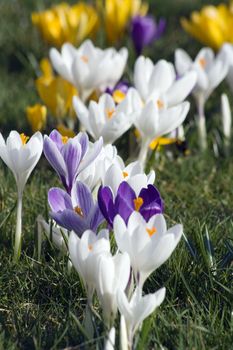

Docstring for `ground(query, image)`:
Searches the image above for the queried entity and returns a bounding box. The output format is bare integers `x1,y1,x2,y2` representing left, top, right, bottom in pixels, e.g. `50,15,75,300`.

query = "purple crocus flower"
44,130,103,194
48,181,104,237
131,15,166,55
98,181,163,227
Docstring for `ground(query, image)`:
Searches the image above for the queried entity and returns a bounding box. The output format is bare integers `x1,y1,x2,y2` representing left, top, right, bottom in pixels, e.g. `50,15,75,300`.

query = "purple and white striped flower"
43,130,103,193
48,181,104,236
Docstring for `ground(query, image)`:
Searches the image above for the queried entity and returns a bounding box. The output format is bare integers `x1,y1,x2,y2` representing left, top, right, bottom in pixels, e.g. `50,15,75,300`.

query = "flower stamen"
123,171,128,178
81,55,89,63
106,108,115,119
113,90,125,104
61,136,69,144
74,206,84,217
20,133,29,145
157,99,164,110
199,57,206,68
134,197,144,211
146,226,157,237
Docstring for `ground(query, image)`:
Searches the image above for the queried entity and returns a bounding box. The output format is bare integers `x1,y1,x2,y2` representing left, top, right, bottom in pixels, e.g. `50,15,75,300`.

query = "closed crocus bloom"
98,181,163,227
113,212,183,288
131,15,166,55
95,251,131,326
43,129,103,193
73,92,136,145
117,287,166,347
0,131,43,260
175,47,228,150
221,93,232,150
32,2,99,47
218,43,233,92
101,0,148,43
133,56,197,106
102,161,155,198
50,40,128,101
35,58,78,119
181,4,233,51
48,181,104,236
26,104,47,132
68,229,110,301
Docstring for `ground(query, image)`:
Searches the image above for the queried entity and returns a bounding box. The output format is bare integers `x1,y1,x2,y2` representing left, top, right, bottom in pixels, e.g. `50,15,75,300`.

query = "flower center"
74,206,84,217
134,197,144,211
61,136,69,144
88,244,93,251
146,226,157,237
199,58,206,68
106,108,115,119
20,133,29,145
113,90,125,104
81,55,89,63
157,99,164,110
122,171,128,178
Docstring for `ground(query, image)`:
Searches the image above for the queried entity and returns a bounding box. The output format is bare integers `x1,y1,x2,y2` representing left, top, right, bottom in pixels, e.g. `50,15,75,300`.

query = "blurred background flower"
32,2,99,47
181,3,233,50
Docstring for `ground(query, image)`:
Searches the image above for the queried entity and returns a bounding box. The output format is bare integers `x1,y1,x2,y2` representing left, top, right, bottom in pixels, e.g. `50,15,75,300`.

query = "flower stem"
14,189,23,262
138,138,150,170
196,97,207,151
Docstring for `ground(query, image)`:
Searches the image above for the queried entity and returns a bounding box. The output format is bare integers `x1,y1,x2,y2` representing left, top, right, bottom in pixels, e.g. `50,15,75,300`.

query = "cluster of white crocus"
68,213,182,348
50,40,128,102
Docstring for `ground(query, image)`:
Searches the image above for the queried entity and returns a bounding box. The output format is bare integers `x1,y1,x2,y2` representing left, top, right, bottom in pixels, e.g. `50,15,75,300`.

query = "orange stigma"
20,133,29,145
157,99,164,110
146,227,157,237
199,58,206,68
88,244,93,251
61,136,69,144
81,55,88,63
134,197,144,211
74,206,84,217
122,171,128,178
106,108,115,119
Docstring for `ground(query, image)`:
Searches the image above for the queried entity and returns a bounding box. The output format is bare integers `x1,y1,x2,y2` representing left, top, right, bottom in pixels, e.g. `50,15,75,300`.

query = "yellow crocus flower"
35,59,78,119
26,104,47,132
32,2,99,47
98,0,148,43
181,4,233,50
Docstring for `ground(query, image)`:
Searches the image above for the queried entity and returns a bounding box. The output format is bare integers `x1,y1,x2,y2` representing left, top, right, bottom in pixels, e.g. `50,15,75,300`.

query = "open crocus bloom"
69,229,110,301
50,40,128,101
78,144,124,191
48,181,104,236
98,181,163,227
117,287,166,344
113,212,183,287
43,129,103,193
102,161,155,198
73,92,136,144
175,47,227,103
134,56,197,106
95,251,131,326
0,131,43,193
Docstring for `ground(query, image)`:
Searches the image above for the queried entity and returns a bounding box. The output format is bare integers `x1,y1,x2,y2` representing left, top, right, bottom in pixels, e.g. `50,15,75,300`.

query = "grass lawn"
0,0,232,349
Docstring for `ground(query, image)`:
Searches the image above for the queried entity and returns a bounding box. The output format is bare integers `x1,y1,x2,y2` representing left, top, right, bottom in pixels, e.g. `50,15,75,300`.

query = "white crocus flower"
175,47,228,150
104,327,116,350
113,212,183,289
130,88,190,167
73,92,136,145
134,56,197,107
68,229,110,303
117,287,166,348
78,144,123,192
95,252,131,327
103,161,155,197
0,131,43,261
50,40,128,102
221,93,232,151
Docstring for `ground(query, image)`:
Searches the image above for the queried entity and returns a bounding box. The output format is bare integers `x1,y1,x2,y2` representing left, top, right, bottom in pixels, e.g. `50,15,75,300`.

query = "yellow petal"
26,104,47,132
